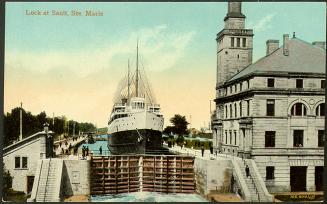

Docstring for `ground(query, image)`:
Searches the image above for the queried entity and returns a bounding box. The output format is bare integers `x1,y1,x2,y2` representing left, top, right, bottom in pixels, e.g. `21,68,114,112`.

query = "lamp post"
19,102,23,141
43,122,52,158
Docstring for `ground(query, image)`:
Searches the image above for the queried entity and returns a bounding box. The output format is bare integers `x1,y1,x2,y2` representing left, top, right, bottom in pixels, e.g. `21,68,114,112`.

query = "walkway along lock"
90,155,196,195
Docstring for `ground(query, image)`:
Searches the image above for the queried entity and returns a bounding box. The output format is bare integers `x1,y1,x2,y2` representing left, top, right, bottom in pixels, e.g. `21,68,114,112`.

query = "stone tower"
216,2,253,87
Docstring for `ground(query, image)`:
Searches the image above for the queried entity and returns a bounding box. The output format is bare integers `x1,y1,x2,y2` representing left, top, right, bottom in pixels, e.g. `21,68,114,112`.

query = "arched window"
291,103,307,116
316,103,325,116
230,104,232,118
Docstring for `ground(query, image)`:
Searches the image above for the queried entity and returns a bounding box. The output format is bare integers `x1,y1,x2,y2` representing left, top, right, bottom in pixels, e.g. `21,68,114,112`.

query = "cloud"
5,24,196,77
248,13,276,32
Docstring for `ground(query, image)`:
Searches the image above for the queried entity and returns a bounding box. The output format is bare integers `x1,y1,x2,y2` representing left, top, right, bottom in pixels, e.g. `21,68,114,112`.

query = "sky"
4,2,326,129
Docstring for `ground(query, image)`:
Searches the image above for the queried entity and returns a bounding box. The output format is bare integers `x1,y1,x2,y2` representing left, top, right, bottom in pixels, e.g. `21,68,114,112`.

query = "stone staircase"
29,159,63,202
237,159,260,201
236,159,273,202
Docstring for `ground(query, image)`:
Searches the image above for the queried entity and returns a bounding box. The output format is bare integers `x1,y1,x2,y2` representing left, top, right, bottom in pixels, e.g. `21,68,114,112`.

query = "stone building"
3,129,54,194
212,2,325,193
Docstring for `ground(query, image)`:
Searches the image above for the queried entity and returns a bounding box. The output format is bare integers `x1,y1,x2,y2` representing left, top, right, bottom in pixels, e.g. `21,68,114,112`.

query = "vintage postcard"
2,1,325,202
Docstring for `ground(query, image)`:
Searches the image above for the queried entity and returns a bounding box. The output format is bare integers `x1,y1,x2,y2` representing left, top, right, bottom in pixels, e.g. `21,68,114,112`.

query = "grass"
3,189,29,202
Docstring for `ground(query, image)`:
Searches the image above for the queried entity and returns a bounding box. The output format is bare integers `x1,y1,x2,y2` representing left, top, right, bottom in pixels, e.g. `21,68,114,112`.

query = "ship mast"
136,39,139,97
127,59,130,100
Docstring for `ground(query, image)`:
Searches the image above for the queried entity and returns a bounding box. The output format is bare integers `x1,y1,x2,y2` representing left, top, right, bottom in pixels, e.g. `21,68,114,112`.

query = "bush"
2,163,13,200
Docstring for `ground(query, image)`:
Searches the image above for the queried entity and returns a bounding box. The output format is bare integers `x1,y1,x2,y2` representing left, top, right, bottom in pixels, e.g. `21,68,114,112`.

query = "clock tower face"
216,2,254,88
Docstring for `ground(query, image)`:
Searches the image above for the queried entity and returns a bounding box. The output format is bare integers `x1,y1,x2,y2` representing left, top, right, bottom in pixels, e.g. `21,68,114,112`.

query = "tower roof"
227,37,326,82
224,2,245,21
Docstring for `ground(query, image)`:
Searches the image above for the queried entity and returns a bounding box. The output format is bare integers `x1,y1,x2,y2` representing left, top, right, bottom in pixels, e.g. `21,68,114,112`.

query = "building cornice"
214,88,325,103
216,29,254,41
216,72,325,89
251,147,324,156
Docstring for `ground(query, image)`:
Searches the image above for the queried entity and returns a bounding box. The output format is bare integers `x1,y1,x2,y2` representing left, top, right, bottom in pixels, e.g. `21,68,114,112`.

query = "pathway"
54,136,86,156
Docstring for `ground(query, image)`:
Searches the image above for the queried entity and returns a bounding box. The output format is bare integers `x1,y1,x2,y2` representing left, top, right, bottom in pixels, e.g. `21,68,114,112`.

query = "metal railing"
35,160,43,201
43,158,51,202
243,159,262,202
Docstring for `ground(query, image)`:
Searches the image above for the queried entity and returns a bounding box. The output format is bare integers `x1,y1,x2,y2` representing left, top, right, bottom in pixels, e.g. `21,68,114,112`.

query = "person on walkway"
86,146,89,156
245,165,250,177
201,145,204,157
99,146,102,155
82,146,85,157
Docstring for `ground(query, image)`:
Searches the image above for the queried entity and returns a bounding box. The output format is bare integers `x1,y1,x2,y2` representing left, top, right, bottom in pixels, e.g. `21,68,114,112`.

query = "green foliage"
168,114,190,136
2,162,13,200
175,135,185,145
97,127,108,134
183,139,212,150
163,126,174,135
3,189,28,202
4,107,96,146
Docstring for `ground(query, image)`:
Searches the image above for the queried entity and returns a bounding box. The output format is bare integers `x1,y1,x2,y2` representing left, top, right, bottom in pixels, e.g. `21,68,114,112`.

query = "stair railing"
35,160,44,200
247,161,262,202
43,158,52,202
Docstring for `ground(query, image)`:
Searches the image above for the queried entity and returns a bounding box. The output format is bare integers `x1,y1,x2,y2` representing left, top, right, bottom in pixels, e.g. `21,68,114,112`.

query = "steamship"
107,42,164,154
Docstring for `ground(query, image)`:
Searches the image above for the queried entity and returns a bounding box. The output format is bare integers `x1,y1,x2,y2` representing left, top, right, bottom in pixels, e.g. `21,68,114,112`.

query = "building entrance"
315,166,323,191
290,166,307,192
27,176,34,194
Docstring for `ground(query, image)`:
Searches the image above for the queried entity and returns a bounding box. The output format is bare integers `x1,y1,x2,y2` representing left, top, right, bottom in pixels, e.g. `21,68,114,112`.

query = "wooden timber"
90,155,195,195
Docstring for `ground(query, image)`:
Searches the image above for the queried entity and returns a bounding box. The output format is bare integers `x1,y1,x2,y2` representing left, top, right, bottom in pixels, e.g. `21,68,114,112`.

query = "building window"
265,131,275,147
242,38,246,47
234,103,237,118
234,131,237,145
318,130,324,147
291,103,307,116
234,85,237,92
230,104,232,118
15,157,20,168
225,131,227,144
237,38,240,47
266,99,275,116
247,100,250,116
316,103,325,116
296,79,303,88
267,78,275,87
229,131,232,145
266,166,275,180
22,157,28,168
293,130,304,147
225,105,228,118
247,80,250,89
240,101,242,117
321,80,325,89
240,82,243,91
231,37,234,47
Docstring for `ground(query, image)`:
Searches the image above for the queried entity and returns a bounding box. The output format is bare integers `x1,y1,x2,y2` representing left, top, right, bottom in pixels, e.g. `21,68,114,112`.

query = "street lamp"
43,122,52,158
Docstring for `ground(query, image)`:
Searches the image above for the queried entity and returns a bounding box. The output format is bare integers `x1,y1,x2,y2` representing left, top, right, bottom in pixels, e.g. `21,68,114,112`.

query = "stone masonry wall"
62,160,90,196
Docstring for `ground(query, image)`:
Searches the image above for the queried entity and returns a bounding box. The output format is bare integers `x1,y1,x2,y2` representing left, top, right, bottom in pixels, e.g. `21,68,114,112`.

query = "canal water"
90,192,208,202
78,135,110,155
80,135,207,202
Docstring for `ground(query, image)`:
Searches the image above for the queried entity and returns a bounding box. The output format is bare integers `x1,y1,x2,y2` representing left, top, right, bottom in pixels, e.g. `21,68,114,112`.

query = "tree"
163,126,174,136
2,162,12,200
169,114,189,136
3,107,96,147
